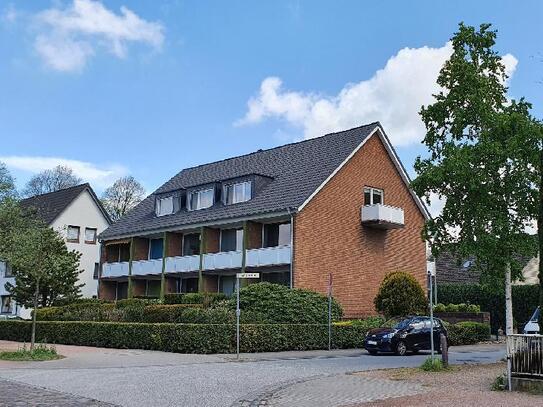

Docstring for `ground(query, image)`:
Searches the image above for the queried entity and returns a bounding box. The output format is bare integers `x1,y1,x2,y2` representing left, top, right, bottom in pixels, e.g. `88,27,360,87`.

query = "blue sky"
1,0,542,203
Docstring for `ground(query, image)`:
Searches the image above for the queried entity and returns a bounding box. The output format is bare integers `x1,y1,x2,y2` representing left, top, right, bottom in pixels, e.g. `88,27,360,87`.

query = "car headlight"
383,332,395,339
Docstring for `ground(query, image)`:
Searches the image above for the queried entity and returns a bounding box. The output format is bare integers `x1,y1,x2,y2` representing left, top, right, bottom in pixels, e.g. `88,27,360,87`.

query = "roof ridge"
178,122,380,174
21,182,90,201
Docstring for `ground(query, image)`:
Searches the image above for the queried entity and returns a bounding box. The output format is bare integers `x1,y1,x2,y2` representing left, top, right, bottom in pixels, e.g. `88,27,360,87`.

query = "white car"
523,307,540,335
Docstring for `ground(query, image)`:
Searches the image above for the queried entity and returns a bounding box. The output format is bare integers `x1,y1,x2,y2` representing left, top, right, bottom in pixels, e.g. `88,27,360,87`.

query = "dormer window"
156,196,174,216
224,181,252,205
188,188,214,211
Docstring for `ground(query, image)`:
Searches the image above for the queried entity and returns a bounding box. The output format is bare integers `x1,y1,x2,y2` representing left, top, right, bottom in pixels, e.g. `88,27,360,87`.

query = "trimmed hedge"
0,320,375,353
446,321,491,346
374,272,427,319
226,282,343,324
164,293,227,306
434,303,481,313
438,284,539,333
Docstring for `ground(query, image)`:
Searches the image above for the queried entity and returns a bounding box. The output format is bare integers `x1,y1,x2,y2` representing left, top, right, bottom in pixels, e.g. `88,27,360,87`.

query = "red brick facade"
293,131,426,318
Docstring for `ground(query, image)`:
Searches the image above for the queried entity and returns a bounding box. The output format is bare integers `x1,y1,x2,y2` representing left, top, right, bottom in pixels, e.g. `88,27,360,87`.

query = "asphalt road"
0,344,505,407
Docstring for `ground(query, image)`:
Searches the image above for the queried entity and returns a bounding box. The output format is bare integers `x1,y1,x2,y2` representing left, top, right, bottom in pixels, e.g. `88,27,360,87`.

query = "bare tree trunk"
505,263,514,336
30,279,39,351
538,149,543,332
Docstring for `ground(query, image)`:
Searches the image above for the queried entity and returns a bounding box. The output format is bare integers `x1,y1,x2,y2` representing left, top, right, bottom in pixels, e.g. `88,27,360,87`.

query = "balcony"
203,251,242,270
165,255,200,273
132,259,163,276
361,204,404,229
102,261,130,278
246,245,291,267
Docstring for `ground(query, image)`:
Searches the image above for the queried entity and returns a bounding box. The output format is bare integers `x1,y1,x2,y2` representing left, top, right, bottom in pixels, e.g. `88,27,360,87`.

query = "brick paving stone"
234,374,423,407
0,379,115,407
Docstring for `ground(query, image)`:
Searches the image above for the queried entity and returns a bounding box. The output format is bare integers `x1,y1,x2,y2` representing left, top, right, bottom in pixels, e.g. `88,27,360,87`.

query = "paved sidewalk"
0,379,114,406
235,374,423,407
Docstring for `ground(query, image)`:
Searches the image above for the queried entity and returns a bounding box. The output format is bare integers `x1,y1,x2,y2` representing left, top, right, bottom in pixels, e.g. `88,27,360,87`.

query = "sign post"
428,268,435,360
235,273,260,360
328,273,333,351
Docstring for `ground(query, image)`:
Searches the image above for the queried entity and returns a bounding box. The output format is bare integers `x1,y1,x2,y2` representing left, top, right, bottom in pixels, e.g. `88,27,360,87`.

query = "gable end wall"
293,131,426,318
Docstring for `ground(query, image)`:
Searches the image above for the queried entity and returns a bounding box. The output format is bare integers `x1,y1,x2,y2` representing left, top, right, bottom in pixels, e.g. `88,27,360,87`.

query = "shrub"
374,272,427,319
226,282,343,324
163,293,227,307
438,283,539,333
0,320,375,354
446,321,490,346
420,357,446,372
433,303,481,313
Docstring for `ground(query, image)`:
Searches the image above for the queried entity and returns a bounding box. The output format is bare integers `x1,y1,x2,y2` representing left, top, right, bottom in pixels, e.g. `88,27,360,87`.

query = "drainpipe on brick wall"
198,227,205,292
127,237,135,299
160,231,167,301
240,220,248,287
287,208,295,289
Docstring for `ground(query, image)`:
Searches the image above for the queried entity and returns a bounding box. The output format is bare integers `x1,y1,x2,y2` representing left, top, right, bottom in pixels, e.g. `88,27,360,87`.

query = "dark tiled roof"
20,183,111,225
436,252,481,285
100,123,380,240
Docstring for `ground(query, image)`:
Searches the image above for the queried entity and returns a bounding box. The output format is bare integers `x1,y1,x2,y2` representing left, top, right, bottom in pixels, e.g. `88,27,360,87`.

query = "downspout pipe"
287,207,296,289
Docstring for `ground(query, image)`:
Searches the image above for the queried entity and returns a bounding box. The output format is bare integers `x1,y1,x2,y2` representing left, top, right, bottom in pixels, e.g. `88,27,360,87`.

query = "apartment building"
0,184,111,318
99,123,429,317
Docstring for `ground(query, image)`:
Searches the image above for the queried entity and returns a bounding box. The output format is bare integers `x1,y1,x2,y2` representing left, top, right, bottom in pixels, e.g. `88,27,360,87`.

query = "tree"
23,165,82,197
0,200,82,348
411,23,541,335
101,176,145,222
0,161,17,201
374,272,427,319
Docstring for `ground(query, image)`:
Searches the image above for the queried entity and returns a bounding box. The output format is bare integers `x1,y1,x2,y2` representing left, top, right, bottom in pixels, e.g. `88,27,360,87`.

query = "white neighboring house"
0,184,111,318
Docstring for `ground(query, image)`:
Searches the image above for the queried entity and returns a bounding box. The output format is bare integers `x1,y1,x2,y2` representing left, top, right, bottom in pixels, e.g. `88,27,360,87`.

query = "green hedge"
438,284,539,333
163,293,227,306
0,320,374,353
226,282,342,324
434,303,481,313
446,321,491,346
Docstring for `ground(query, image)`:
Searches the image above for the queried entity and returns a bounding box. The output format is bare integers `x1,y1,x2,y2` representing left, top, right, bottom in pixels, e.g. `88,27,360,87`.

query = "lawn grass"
0,343,62,361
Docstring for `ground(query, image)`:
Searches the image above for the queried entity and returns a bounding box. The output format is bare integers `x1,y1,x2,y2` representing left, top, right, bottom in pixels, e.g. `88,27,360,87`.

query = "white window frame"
219,228,244,252
156,196,175,217
364,187,384,205
188,188,214,211
223,181,252,205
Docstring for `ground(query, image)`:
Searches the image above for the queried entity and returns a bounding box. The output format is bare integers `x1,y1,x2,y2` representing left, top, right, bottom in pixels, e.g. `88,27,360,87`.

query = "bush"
0,320,375,354
434,303,481,313
446,321,490,346
420,357,447,372
163,293,227,307
226,283,342,324
438,283,539,333
374,272,427,319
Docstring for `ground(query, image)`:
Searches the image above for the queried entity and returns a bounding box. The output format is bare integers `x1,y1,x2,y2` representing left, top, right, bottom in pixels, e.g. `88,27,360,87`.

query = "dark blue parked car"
364,316,448,356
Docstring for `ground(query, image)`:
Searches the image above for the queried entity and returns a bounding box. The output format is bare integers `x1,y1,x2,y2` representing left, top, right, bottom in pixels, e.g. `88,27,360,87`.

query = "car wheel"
368,350,378,356
395,341,407,356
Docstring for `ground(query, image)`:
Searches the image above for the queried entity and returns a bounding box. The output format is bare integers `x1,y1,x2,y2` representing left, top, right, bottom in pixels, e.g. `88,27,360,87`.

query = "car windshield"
393,318,413,330
530,307,540,322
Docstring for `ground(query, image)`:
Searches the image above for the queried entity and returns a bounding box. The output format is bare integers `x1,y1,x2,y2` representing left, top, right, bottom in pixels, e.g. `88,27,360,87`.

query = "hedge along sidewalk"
0,321,370,354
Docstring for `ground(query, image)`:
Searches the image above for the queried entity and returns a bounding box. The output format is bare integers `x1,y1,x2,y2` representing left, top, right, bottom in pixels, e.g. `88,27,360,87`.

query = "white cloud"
33,0,164,72
2,3,18,23
237,43,518,147
0,156,128,189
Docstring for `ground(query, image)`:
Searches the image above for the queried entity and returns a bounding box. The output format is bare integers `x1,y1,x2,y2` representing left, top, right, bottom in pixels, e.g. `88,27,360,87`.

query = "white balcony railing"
165,255,200,274
132,259,163,276
361,204,404,229
203,251,242,270
102,261,130,278
246,245,291,267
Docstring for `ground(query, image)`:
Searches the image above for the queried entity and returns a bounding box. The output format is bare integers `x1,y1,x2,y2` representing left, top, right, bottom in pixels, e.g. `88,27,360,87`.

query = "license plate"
367,340,377,345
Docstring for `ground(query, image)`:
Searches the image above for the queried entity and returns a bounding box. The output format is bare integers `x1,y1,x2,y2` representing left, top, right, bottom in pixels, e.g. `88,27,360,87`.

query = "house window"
364,187,383,205
1,262,13,278
85,228,97,244
188,188,214,211
67,225,80,243
93,263,100,280
224,181,252,205
220,229,243,252
1,296,13,314
263,223,291,247
149,238,164,260
183,234,201,256
156,196,174,216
